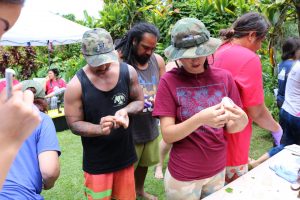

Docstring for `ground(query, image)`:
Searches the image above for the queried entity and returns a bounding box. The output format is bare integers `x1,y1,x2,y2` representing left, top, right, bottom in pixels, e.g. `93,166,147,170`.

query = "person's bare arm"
0,85,40,188
39,151,60,190
45,88,66,99
64,76,115,137
247,103,281,132
123,65,144,115
154,53,166,78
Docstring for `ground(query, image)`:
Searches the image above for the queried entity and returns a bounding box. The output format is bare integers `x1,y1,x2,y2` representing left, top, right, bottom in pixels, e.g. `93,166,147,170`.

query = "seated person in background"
45,68,66,109
45,68,66,95
0,80,61,199
0,68,19,91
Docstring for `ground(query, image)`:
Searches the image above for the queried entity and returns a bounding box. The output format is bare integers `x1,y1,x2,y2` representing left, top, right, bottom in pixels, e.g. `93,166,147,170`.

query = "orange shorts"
84,165,136,200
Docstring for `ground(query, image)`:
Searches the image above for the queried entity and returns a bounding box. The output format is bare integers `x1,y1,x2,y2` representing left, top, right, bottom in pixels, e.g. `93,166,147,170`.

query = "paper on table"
269,150,300,183
285,144,300,154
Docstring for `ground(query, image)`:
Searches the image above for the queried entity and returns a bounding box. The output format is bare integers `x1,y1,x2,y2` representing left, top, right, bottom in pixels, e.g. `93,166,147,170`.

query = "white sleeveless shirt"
282,61,300,117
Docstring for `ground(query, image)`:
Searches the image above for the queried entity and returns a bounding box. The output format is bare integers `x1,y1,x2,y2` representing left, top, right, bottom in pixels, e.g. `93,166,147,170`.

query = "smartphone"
5,69,13,101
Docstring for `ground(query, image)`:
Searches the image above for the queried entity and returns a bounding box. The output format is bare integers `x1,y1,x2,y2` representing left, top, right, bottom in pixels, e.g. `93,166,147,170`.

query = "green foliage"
0,46,37,79
63,55,86,82
261,0,294,49
283,21,299,38
0,38,83,82
82,10,101,28
98,0,165,39
225,187,234,193
63,13,77,22
96,0,256,56
261,50,280,120
260,0,299,70
250,125,273,159
30,43,84,81
149,0,257,55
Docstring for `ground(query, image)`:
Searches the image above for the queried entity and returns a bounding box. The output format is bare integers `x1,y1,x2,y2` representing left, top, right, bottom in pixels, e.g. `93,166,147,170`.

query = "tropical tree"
98,0,166,39
293,0,300,33
260,0,299,67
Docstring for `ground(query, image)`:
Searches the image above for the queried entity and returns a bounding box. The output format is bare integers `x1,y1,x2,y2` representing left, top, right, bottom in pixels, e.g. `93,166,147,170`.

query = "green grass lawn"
42,124,273,200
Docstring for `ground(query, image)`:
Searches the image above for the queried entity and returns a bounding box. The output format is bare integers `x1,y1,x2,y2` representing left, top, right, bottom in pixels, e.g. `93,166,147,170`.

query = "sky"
24,0,104,19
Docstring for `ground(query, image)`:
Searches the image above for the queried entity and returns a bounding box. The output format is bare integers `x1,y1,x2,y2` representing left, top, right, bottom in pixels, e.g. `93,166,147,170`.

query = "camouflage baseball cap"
21,80,45,99
164,18,221,61
82,28,118,67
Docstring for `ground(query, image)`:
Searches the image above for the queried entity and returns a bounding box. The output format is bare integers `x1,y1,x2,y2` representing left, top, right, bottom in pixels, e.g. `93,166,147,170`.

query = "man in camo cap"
82,28,119,67
152,18,247,199
64,28,144,200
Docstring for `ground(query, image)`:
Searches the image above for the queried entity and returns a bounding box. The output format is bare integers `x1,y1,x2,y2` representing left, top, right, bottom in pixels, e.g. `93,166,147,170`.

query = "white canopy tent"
0,8,91,46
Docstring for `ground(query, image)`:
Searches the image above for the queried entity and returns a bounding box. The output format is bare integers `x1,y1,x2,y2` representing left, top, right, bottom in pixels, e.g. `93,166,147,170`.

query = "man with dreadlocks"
116,22,165,200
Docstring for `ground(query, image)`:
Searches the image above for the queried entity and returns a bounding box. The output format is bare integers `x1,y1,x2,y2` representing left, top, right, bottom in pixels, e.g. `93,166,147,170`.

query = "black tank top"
76,63,137,174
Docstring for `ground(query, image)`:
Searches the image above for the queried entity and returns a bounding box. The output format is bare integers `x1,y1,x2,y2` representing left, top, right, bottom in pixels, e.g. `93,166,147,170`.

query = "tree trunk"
293,0,300,36
268,3,290,71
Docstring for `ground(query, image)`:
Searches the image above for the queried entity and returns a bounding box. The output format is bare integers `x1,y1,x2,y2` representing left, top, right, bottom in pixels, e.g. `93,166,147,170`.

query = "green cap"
82,28,118,67
164,18,221,61
21,80,45,99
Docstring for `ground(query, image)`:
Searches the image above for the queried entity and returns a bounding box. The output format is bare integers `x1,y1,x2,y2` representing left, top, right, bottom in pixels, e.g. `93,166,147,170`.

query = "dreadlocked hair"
115,22,160,67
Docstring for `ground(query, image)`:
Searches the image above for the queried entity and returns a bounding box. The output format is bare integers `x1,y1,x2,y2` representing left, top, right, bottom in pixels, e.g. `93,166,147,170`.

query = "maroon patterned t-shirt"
153,67,242,181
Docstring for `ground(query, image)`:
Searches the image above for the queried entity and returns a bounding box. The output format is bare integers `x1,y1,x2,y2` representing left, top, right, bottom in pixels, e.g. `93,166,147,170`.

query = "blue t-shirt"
0,112,61,200
277,59,295,107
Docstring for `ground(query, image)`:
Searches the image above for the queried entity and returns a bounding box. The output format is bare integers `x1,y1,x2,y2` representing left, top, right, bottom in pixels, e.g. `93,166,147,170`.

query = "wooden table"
203,146,300,200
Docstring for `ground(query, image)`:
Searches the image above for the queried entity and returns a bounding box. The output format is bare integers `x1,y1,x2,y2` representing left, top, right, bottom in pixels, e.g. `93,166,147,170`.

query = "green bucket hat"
82,28,118,67
21,80,45,99
164,18,221,61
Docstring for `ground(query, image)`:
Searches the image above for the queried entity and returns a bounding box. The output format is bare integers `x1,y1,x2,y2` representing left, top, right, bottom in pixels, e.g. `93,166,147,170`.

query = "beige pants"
164,168,225,200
